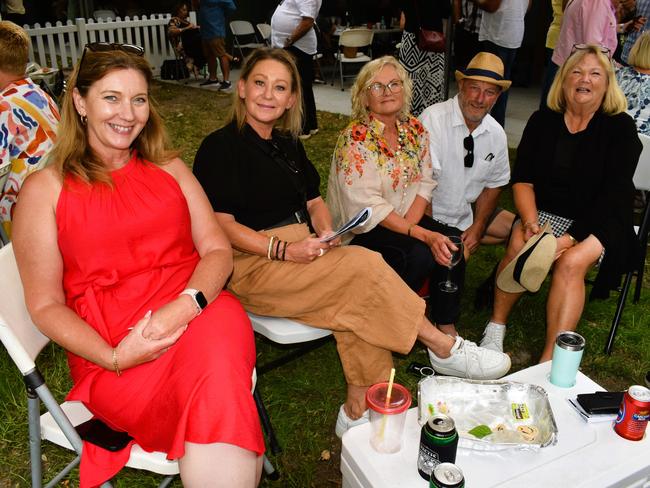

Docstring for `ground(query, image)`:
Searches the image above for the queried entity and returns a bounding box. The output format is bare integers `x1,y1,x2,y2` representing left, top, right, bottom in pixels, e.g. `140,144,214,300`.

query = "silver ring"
318,248,324,257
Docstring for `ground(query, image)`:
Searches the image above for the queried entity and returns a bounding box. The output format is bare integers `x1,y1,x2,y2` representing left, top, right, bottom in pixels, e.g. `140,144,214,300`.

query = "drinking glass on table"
439,236,463,293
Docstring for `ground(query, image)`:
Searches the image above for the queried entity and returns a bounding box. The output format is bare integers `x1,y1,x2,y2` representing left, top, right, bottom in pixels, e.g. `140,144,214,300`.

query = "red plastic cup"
366,382,412,453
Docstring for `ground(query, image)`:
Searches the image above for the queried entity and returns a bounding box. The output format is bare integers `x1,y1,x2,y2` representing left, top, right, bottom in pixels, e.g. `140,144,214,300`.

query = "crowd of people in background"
2,0,650,485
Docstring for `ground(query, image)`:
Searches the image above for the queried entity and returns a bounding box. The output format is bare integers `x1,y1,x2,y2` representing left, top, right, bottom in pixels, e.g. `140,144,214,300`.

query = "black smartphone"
576,391,624,415
76,418,133,451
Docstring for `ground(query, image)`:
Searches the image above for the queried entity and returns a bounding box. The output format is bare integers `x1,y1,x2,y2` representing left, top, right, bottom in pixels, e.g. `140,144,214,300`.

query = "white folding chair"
247,312,332,455
256,22,272,46
606,133,650,353
229,20,265,59
0,244,278,485
0,243,178,487
93,9,116,21
0,161,9,246
331,28,374,91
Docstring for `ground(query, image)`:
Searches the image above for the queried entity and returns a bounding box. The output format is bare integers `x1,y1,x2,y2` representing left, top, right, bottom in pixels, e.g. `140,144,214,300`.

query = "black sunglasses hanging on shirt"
464,134,474,168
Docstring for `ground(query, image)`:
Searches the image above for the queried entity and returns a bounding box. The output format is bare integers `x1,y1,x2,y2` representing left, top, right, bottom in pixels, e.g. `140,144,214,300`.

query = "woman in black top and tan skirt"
193,48,510,437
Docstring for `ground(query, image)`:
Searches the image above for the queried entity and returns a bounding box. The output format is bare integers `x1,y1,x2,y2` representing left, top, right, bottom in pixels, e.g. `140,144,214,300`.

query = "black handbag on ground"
160,59,189,80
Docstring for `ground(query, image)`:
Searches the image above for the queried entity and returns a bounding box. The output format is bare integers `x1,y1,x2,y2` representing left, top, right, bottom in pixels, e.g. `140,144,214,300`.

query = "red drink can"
614,385,650,441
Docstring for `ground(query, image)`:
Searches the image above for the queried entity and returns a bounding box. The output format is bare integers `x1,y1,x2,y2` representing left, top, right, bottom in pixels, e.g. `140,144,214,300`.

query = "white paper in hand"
320,207,372,242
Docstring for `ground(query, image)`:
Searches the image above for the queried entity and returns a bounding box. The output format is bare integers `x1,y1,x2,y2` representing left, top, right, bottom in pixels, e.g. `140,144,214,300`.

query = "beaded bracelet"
274,238,282,260
282,241,289,261
112,348,122,377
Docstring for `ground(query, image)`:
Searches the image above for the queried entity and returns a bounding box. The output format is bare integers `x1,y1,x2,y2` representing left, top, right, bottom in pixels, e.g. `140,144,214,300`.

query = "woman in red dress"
12,44,264,487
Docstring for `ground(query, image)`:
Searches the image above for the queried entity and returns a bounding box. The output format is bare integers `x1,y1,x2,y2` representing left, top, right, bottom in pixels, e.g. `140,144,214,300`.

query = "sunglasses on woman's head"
464,134,474,168
79,42,145,69
570,43,612,59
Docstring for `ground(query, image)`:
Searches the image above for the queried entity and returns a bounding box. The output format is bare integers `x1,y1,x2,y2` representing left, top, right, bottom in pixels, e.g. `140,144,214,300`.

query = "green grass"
1,81,649,487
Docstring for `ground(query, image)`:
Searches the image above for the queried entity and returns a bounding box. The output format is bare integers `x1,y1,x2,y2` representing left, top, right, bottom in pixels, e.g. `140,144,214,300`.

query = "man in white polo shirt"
419,52,514,336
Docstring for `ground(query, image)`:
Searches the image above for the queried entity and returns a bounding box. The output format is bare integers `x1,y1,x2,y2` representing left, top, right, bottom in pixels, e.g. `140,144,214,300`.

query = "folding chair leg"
634,258,645,303
634,190,650,303
157,476,176,487
253,387,282,455
262,454,280,481
27,381,84,488
339,60,344,91
27,392,43,488
605,270,634,354
0,224,8,246
34,383,84,453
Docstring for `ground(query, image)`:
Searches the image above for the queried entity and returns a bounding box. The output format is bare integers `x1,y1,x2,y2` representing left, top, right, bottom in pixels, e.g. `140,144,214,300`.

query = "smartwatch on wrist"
179,288,207,315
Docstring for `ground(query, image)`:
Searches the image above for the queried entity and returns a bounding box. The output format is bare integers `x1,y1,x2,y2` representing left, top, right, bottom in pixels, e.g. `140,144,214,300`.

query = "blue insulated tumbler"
549,331,586,387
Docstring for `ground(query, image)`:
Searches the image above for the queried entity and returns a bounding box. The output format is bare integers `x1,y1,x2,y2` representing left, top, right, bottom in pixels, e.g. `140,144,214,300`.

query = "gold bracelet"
407,224,415,237
267,236,276,260
567,233,578,246
112,348,121,377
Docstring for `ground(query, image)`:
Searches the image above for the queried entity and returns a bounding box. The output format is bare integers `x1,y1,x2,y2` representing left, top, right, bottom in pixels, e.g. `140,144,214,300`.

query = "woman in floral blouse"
328,55,467,337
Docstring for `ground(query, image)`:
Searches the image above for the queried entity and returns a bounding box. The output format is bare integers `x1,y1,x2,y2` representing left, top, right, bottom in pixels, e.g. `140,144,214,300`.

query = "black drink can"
429,463,465,488
417,414,459,481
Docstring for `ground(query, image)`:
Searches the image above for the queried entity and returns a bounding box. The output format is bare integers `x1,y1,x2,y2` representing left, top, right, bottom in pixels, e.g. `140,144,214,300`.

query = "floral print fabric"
616,65,650,136
327,115,436,237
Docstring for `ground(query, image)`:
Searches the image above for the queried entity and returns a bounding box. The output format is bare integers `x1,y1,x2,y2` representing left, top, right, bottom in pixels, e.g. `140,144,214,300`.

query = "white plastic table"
341,362,650,488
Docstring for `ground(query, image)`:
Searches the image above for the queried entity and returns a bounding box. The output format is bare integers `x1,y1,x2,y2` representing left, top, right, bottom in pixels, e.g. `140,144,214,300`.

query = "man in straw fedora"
418,52,515,338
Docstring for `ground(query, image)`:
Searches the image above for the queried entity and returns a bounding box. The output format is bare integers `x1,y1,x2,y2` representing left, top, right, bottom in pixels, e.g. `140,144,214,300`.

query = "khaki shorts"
203,37,227,57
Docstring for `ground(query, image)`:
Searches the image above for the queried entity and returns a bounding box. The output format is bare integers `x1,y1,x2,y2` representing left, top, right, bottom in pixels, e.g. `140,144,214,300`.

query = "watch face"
195,291,208,310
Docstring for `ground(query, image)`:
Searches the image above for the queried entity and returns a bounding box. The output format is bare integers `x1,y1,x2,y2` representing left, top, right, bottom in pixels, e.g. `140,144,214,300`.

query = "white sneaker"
480,322,506,353
428,335,511,380
335,404,369,438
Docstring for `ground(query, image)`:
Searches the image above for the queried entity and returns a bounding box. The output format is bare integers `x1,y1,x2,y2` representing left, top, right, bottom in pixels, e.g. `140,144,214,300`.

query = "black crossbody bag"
246,129,313,231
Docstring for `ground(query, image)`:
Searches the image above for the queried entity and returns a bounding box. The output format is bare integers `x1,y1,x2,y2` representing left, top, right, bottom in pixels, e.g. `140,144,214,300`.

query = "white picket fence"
23,12,198,76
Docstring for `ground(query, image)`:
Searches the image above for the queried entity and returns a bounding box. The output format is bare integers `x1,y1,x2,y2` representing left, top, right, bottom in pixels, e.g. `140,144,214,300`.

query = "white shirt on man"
478,0,528,49
271,0,321,55
419,95,510,231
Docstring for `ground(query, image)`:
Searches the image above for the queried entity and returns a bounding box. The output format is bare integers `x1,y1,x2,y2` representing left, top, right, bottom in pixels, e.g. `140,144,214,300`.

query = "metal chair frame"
605,133,650,353
229,20,265,59
247,312,332,456
256,22,272,46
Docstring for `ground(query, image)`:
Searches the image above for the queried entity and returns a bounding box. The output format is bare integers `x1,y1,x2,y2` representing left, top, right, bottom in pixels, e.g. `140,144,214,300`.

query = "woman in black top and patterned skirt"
399,0,451,116
479,45,641,362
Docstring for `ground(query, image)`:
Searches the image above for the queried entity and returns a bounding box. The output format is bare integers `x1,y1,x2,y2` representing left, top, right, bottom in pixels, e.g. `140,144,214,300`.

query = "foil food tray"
418,376,558,451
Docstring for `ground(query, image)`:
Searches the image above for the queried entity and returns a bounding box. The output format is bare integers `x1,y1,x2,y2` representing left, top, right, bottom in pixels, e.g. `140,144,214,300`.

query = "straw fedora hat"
455,52,512,91
496,221,557,293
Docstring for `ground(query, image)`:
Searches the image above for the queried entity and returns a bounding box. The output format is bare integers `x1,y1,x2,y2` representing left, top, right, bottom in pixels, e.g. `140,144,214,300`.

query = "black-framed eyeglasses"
570,43,612,59
367,80,403,97
463,134,474,168
79,42,145,69
268,140,300,174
